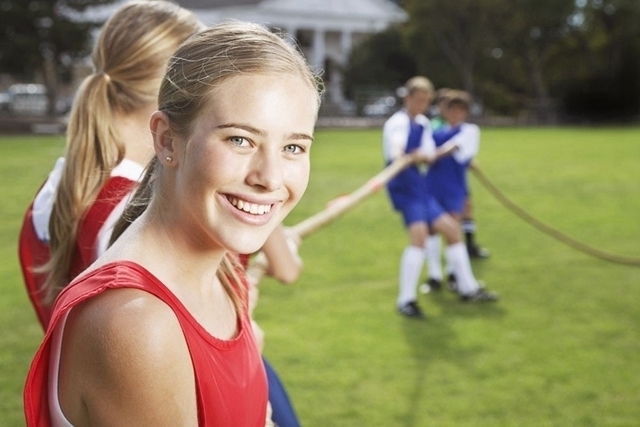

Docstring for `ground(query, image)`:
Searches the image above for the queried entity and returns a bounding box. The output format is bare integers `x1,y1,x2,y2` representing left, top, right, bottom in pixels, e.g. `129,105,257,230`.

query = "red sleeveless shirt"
24,261,267,426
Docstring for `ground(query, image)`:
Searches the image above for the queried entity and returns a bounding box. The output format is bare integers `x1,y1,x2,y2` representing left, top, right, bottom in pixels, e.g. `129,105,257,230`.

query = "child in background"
424,91,498,301
18,0,202,329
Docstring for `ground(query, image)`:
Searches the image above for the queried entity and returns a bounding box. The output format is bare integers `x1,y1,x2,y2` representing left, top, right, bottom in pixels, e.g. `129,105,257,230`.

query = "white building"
177,0,408,115
77,0,407,115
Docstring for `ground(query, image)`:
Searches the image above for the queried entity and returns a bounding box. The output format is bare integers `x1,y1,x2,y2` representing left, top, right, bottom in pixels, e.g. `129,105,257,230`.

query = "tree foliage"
0,0,118,114
556,0,640,119
342,26,417,101
343,0,640,120
403,0,513,97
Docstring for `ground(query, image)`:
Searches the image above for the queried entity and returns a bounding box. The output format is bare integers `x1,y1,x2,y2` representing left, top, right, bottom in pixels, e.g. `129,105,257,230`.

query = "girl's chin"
227,230,273,255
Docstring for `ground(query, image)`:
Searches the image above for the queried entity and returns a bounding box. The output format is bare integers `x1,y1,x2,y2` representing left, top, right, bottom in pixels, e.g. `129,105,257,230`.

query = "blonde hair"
404,76,434,97
44,0,202,303
111,21,323,312
159,21,323,139
446,90,473,111
433,87,454,106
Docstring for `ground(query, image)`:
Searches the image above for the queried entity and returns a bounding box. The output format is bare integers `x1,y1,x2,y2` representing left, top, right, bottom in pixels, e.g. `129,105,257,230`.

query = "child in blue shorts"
385,80,496,319
423,91,497,301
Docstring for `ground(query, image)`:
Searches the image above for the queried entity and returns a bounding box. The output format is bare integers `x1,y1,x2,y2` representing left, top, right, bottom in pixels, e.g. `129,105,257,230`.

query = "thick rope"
471,166,640,267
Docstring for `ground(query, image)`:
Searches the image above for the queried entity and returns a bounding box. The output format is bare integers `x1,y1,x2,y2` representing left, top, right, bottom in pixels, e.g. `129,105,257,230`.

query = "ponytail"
38,0,202,304
42,73,123,303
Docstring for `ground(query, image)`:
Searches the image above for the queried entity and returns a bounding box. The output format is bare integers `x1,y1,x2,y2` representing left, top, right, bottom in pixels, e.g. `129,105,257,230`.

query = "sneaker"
460,288,499,302
468,244,490,259
419,278,442,294
397,301,425,318
428,277,442,291
447,273,458,293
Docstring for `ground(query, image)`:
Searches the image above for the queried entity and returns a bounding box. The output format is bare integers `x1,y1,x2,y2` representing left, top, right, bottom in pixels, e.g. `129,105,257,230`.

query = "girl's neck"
114,105,157,166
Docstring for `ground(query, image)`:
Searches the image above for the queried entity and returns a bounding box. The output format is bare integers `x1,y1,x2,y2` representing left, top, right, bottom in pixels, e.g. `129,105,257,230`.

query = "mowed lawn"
1,126,639,426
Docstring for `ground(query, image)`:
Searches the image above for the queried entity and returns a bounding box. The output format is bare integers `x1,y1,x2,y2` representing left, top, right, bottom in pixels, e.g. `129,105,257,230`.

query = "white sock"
424,235,443,281
398,245,424,306
445,251,453,276
446,242,480,295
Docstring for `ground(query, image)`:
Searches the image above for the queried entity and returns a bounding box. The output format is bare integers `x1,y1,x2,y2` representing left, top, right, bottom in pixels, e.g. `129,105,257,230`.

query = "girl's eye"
229,136,250,147
284,144,304,155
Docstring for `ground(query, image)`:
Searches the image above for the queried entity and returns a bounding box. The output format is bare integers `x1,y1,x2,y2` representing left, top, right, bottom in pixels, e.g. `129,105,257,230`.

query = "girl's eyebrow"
289,132,314,142
217,123,313,142
217,123,264,135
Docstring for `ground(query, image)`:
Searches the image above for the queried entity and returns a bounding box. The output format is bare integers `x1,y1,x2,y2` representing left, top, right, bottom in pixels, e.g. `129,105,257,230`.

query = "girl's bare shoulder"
61,287,197,425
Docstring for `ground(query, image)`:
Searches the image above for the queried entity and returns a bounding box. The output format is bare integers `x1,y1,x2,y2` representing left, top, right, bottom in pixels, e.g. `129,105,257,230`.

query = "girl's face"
405,90,431,118
172,73,317,255
446,103,468,126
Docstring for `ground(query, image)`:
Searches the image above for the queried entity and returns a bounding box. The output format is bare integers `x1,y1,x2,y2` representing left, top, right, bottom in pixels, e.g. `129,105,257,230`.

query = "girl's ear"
150,111,177,166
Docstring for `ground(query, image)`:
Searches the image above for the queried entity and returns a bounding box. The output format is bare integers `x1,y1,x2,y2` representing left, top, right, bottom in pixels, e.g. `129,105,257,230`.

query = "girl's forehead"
186,73,316,134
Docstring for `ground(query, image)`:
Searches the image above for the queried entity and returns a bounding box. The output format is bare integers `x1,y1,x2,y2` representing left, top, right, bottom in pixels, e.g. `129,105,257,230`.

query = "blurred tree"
555,0,640,120
342,25,417,112
506,0,575,99
0,0,117,115
401,0,513,101
397,0,640,119
496,0,576,121
343,0,640,119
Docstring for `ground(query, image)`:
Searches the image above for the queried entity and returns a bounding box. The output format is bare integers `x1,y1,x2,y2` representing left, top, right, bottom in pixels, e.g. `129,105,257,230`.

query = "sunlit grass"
2,127,640,426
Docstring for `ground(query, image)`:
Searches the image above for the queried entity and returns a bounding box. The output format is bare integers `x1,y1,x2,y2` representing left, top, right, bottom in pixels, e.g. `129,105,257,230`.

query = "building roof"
73,0,407,33
178,0,408,32
178,0,405,18
178,0,261,8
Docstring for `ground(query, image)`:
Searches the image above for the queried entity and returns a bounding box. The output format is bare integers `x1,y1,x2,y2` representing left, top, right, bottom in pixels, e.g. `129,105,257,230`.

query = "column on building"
312,28,325,70
340,30,352,64
326,29,353,107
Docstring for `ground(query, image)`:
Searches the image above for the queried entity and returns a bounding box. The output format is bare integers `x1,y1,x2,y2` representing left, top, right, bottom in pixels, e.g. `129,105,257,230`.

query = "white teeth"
228,196,272,215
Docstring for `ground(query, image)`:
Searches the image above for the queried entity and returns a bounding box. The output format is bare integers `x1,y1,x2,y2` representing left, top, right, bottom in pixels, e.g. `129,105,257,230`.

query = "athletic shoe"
426,278,442,291
397,301,425,318
447,273,458,293
460,288,499,302
468,244,490,259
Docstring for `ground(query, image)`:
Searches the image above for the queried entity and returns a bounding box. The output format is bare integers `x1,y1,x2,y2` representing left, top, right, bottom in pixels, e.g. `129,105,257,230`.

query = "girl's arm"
58,289,198,426
261,225,303,285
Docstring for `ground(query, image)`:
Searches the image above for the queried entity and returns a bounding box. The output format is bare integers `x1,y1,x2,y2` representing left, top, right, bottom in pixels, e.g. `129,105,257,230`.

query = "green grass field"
1,127,640,426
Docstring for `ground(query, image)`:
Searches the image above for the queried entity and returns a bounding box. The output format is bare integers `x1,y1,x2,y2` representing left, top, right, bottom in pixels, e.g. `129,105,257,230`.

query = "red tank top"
69,176,137,279
18,175,137,329
18,203,52,327
24,261,267,426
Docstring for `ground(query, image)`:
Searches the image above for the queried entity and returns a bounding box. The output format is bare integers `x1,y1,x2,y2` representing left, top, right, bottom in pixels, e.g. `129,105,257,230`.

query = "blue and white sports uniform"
383,109,443,226
425,122,480,215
